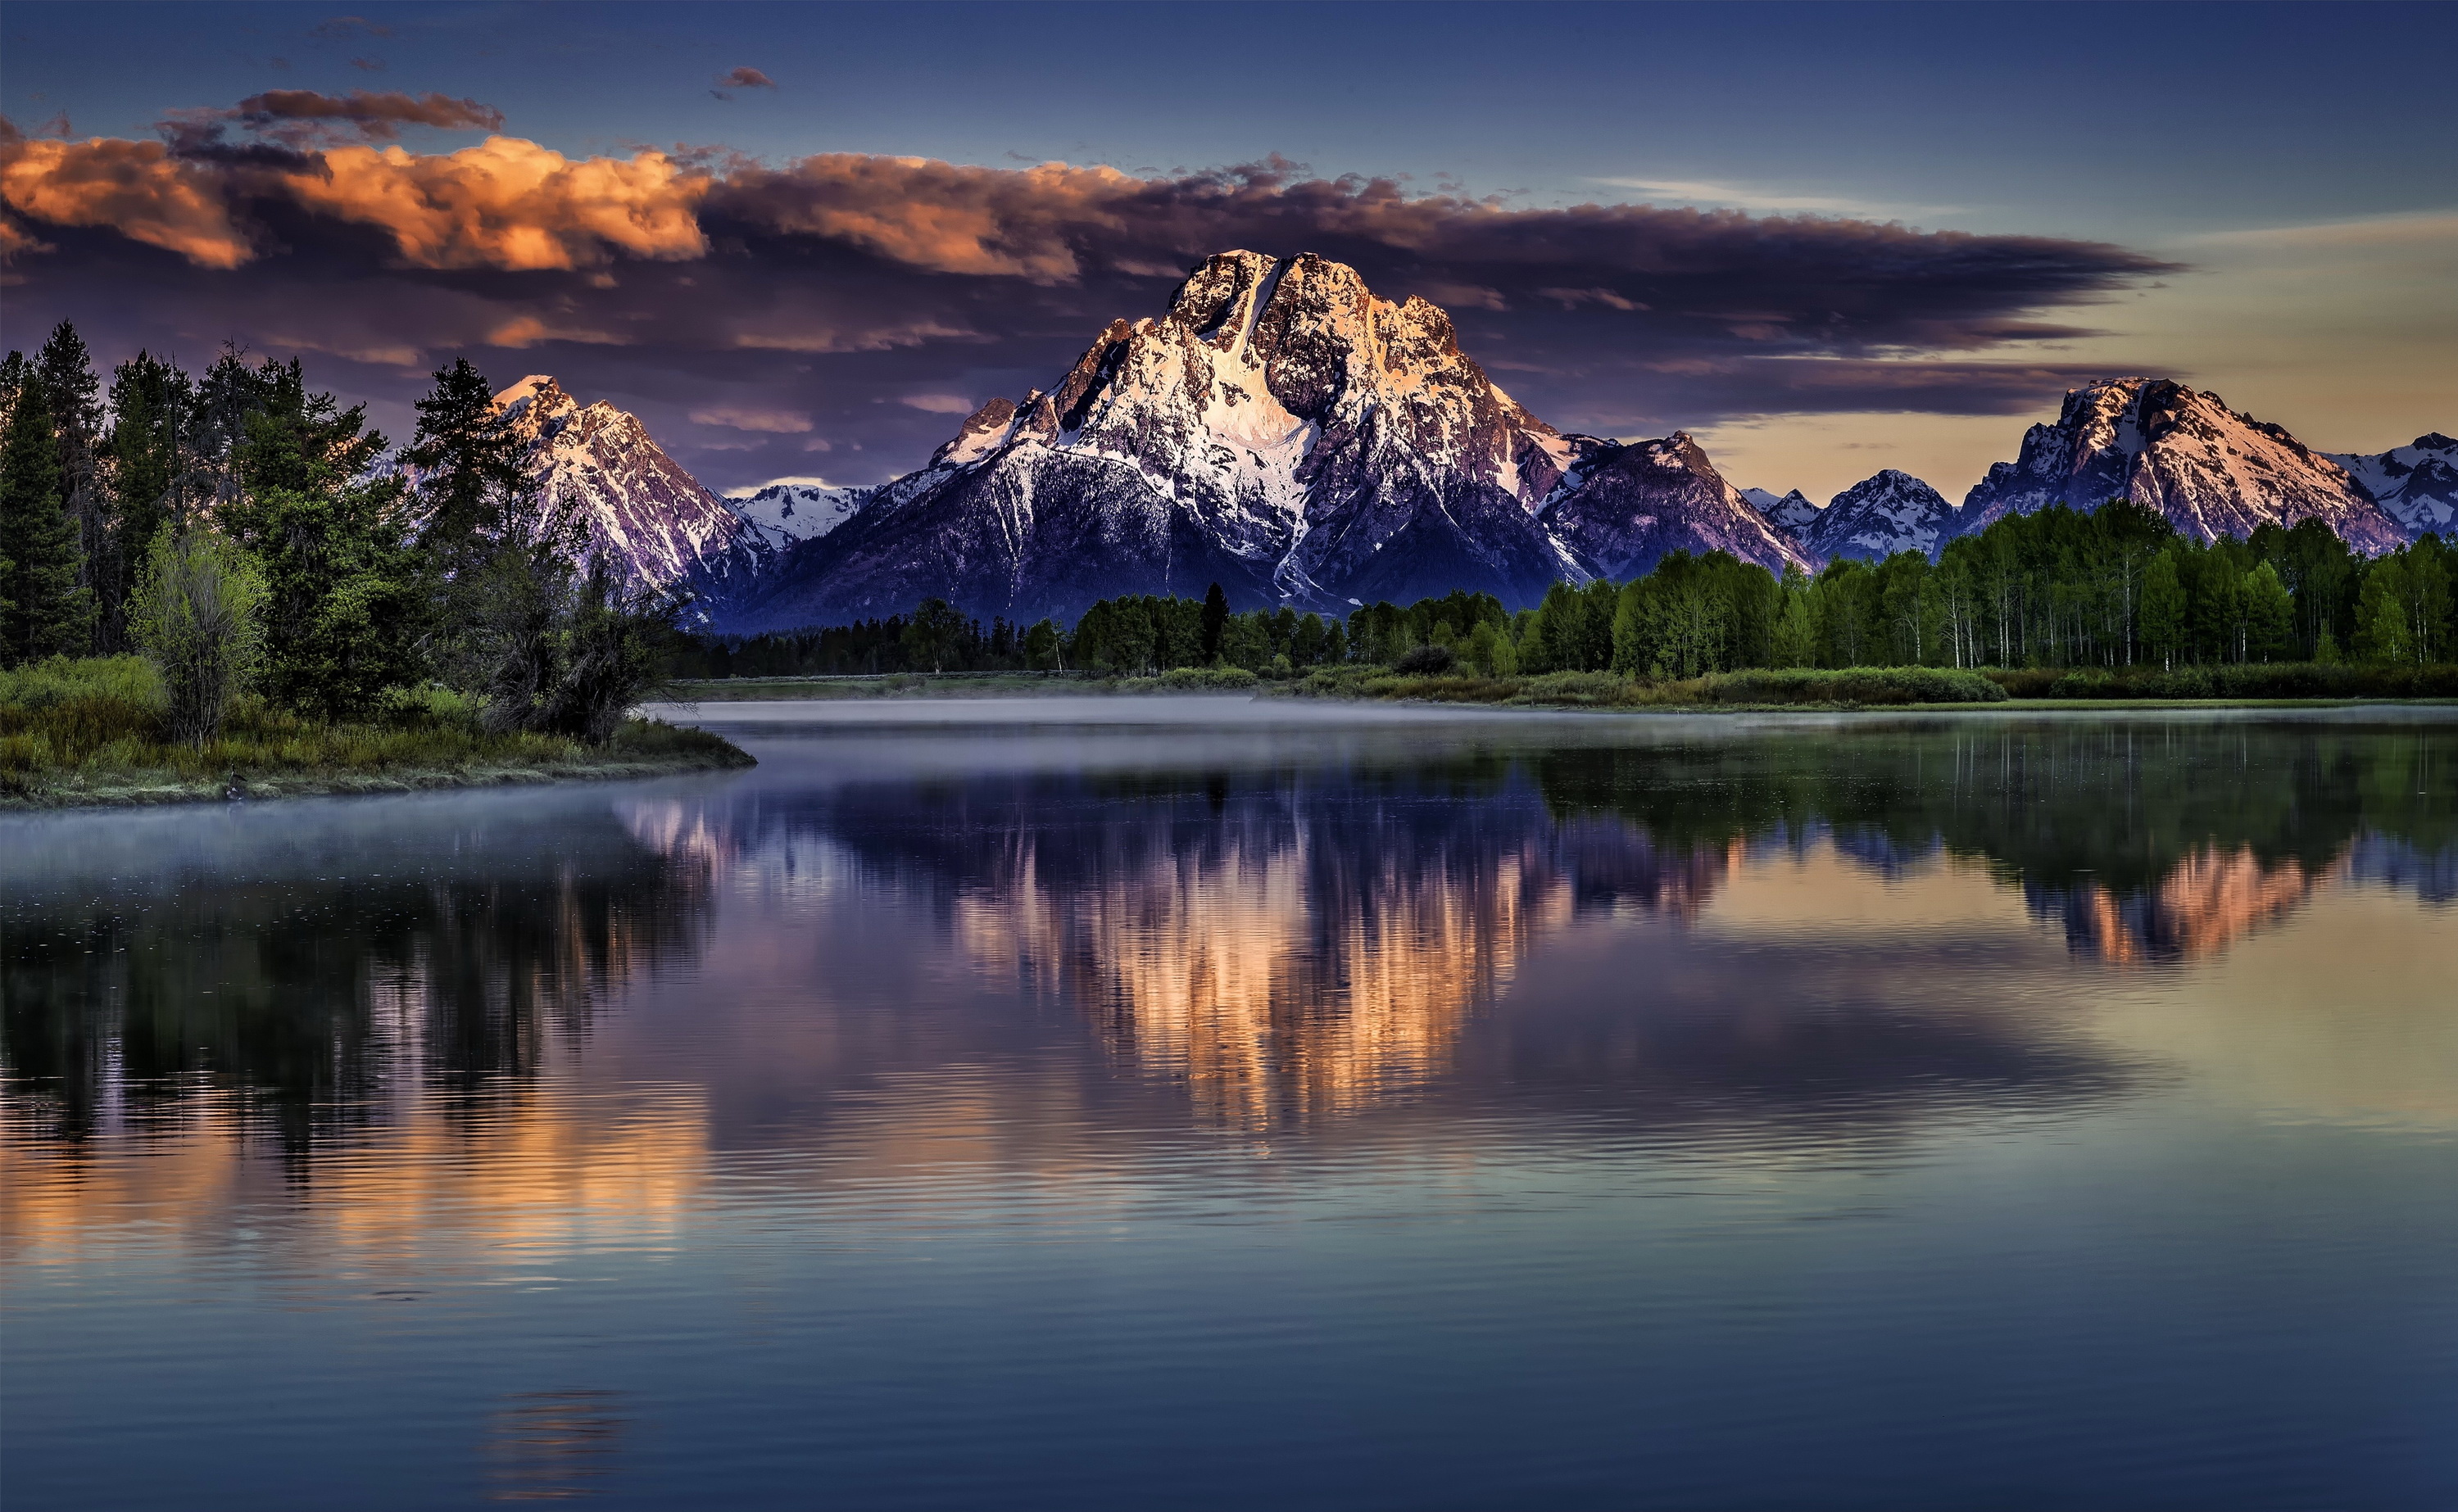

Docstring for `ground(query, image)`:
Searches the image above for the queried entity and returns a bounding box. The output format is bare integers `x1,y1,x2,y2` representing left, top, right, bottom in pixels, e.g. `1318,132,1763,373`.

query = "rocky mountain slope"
721,251,1805,632
1806,470,1961,562
1955,378,2405,550
494,376,767,595
2324,433,2458,540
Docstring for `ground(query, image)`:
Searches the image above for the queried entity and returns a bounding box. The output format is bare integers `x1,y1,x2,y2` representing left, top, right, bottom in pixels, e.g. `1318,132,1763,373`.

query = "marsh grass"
1287,664,2009,708
2,656,751,807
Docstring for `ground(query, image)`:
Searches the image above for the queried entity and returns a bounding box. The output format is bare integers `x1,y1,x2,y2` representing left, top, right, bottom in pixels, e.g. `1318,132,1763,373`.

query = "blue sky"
5,1,2452,496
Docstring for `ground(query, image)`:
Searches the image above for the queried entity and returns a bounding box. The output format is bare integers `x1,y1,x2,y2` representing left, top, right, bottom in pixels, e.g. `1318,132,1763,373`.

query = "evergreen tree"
404,358,529,563
1199,581,1230,664
34,325,107,649
0,378,93,665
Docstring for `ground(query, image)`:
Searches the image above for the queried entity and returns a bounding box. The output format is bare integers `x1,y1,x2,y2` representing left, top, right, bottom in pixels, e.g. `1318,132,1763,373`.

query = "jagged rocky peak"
1807,469,1958,563
488,374,764,595
716,251,1808,633
2324,432,2458,539
1959,377,2405,550
1540,431,1815,580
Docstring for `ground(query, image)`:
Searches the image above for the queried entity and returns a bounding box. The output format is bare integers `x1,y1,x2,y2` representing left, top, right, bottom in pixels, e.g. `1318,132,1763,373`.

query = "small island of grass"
2,657,749,809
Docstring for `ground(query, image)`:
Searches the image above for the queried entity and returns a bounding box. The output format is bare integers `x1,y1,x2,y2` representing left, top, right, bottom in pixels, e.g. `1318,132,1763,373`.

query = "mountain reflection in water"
3,708,2454,1512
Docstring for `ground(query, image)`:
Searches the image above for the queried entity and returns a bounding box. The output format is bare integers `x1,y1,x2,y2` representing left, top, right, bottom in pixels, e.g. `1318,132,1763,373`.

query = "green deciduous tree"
129,526,268,746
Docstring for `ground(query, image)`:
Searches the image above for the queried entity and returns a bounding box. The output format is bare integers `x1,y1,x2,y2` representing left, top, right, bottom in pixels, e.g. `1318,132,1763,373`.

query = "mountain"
721,251,1805,632
493,375,767,595
1744,487,1821,540
1805,469,1960,562
1956,378,2405,551
2324,433,2458,540
725,481,873,549
1540,433,1813,582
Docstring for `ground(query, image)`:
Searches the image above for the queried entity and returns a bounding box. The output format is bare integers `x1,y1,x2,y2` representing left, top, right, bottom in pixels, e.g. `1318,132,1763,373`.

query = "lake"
5,699,2455,1510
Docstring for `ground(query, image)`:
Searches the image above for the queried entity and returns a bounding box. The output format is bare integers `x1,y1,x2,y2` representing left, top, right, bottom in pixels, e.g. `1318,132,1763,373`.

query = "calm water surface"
5,699,2456,1510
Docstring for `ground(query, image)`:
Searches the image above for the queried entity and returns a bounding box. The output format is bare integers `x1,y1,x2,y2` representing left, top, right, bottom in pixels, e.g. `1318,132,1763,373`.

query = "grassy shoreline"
663,662,2458,715
3,657,753,811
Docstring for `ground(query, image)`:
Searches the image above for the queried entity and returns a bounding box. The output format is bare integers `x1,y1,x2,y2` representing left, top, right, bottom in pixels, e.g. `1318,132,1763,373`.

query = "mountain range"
484,256,2453,631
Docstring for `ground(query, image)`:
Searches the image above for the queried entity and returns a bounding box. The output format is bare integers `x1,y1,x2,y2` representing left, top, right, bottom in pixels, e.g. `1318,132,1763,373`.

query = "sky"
3,0,2451,501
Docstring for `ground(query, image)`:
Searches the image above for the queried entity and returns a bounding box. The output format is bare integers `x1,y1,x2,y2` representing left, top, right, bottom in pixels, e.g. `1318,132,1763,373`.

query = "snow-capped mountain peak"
2324,432,2458,539
1807,469,1959,562
1743,487,1821,539
1957,378,2405,550
723,480,873,548
490,376,765,595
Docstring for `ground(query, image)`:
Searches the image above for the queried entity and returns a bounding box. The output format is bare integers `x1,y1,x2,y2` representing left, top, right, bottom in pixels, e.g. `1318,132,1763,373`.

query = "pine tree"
405,358,529,563
0,378,93,665
34,323,105,650
1199,582,1230,664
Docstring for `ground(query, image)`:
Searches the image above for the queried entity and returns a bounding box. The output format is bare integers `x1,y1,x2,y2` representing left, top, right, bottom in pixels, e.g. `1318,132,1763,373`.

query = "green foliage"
129,527,269,745
900,596,968,672
1,654,747,805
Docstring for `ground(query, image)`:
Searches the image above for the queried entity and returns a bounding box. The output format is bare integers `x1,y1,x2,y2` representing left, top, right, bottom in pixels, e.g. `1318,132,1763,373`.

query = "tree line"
694,500,2451,682
0,325,677,743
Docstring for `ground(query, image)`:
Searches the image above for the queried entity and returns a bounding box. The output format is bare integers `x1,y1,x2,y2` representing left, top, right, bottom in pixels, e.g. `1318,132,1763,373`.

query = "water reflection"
4,715,2451,1153
4,711,2454,1512
2,797,714,1153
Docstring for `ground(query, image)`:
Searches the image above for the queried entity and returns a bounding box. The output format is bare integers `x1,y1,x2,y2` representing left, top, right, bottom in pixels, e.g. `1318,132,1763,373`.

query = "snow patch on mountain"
2324,433,2458,539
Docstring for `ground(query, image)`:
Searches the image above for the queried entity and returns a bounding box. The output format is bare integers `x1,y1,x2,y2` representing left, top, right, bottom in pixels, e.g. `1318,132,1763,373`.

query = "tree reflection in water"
1,802,714,1155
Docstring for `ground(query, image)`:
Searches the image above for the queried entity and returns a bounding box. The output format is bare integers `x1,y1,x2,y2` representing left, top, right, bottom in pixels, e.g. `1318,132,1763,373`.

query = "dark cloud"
199,88,505,147
350,57,387,73
308,16,391,40
0,127,2180,491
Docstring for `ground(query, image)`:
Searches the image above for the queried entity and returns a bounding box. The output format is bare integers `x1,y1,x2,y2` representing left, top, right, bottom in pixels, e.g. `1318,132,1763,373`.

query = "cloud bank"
0,113,2178,490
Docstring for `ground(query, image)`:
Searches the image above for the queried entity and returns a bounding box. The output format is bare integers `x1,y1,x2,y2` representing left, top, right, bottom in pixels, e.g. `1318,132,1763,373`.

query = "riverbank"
663,661,2458,715
2,657,753,810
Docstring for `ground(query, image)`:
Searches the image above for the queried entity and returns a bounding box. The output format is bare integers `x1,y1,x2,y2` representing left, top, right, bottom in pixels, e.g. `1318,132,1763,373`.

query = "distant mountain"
1744,487,1821,540
1541,432,1813,582
719,251,1807,632
724,481,873,549
2324,433,2458,540
1806,470,1960,562
1956,378,2404,551
493,376,767,595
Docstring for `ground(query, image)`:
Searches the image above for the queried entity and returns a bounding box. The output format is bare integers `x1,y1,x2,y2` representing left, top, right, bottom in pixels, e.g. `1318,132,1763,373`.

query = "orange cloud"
286,136,710,269
0,129,252,267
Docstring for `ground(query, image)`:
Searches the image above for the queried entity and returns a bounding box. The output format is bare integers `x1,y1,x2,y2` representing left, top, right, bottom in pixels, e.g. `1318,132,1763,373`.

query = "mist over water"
6,702,2456,1510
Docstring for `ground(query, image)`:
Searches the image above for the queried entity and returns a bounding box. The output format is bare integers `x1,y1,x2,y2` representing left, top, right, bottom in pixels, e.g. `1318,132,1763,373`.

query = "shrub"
128,529,268,746
1394,644,1458,676
1696,667,2008,705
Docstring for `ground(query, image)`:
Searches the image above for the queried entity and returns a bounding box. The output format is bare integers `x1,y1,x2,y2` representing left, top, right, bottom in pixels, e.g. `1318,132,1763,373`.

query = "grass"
1284,664,2009,708
665,671,1106,701
1985,662,2458,700
2,656,753,809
